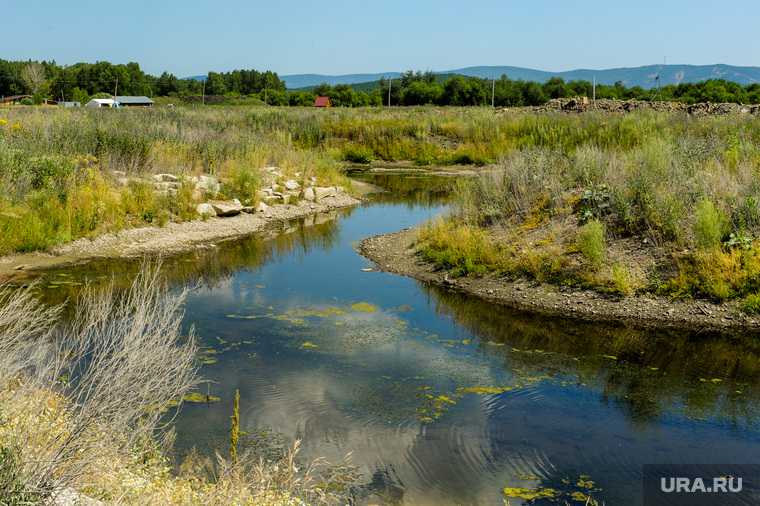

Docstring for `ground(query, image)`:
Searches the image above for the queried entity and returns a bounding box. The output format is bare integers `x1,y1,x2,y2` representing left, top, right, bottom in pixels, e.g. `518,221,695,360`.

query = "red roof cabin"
314,96,331,108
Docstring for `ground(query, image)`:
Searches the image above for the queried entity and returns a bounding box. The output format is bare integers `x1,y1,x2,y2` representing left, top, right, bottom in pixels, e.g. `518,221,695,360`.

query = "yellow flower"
11,121,22,131
0,118,7,126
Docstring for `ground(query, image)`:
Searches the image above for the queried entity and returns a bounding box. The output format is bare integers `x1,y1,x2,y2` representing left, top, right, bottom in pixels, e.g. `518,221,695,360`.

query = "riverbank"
0,192,360,282
360,228,760,332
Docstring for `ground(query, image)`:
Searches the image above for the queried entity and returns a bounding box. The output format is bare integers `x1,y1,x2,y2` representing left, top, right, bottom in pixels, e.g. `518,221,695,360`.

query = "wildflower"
11,121,22,132
0,118,7,126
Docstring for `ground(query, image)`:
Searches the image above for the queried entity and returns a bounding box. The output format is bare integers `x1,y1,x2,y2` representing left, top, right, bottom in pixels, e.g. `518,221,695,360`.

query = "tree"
205,72,227,95
21,62,47,96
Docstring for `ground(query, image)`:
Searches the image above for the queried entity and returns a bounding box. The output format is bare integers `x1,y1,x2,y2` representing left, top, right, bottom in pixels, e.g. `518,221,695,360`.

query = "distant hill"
273,64,760,90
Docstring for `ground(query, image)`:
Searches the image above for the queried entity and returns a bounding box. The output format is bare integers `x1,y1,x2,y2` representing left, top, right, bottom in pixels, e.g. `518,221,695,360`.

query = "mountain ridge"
257,64,760,90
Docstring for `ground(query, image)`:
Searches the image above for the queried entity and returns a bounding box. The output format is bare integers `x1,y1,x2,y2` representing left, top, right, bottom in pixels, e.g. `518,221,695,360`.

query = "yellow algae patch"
301,341,319,349
351,302,378,313
292,306,346,318
457,386,513,395
503,487,559,500
183,393,221,403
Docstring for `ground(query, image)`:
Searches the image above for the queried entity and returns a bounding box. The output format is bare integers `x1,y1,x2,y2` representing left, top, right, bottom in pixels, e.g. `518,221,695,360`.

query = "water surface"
33,175,760,505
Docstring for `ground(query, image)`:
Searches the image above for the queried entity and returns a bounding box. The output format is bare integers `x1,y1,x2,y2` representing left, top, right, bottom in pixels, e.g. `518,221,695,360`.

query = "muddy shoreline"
0,193,361,282
359,228,760,333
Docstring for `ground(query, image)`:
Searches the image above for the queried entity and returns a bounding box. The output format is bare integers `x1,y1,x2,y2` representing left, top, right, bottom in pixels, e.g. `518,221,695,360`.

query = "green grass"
413,110,760,302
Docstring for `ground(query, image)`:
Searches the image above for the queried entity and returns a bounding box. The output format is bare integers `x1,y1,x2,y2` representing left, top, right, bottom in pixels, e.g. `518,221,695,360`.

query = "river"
33,174,760,505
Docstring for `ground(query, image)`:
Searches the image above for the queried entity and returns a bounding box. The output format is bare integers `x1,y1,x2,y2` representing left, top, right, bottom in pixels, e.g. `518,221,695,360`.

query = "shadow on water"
17,173,760,505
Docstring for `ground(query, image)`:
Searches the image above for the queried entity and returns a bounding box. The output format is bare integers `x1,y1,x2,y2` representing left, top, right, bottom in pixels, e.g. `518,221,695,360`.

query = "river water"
34,175,760,505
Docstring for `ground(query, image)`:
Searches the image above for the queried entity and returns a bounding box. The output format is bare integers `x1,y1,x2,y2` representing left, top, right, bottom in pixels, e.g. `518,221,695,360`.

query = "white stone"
210,200,243,217
284,179,300,191
196,175,220,195
302,187,315,201
314,186,337,201
196,203,217,217
153,173,179,183
257,202,270,213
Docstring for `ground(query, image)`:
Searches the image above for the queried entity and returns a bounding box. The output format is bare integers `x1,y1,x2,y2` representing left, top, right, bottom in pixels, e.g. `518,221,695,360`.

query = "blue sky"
4,0,759,77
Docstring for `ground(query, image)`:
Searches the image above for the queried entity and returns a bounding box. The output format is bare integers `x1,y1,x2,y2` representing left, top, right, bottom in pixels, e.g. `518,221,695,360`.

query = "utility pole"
388,78,392,107
113,76,118,105
491,78,496,108
201,79,206,105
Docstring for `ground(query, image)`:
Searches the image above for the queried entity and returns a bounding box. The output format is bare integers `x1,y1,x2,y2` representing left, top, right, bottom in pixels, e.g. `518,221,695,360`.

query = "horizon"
4,0,760,77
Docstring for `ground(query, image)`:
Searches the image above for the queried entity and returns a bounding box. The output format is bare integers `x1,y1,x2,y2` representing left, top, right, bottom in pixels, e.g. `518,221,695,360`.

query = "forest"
3,59,760,107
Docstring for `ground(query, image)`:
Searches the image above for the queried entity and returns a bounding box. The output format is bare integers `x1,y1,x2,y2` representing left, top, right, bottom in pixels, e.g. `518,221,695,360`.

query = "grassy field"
6,105,760,310
416,111,760,308
0,105,561,256
1,105,629,256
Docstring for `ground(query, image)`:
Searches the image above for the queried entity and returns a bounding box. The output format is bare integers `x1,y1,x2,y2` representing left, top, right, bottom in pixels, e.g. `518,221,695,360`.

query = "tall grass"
0,107,356,255
417,111,760,300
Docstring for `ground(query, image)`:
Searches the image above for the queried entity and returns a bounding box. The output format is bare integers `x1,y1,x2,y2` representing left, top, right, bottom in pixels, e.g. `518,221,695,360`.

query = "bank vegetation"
417,111,760,311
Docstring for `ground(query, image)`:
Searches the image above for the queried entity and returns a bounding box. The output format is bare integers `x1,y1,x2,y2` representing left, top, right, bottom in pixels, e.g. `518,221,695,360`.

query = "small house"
115,96,154,107
85,98,118,108
314,96,331,108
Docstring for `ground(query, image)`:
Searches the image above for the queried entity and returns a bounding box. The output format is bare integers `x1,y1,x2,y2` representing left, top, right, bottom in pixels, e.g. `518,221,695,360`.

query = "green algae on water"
351,302,378,313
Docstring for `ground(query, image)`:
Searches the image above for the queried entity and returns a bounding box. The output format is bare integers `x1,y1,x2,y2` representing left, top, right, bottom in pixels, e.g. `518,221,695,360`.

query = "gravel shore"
0,193,360,281
359,228,760,333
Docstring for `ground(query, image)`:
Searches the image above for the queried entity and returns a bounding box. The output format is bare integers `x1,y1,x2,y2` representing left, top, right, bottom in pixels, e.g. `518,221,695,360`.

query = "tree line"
2,60,760,107
0,59,286,104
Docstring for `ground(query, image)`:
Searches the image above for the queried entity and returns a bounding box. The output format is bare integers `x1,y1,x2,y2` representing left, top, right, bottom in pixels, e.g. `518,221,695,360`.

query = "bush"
611,263,635,296
742,293,760,314
693,199,725,250
342,145,374,164
418,219,501,276
576,219,607,270
224,165,260,205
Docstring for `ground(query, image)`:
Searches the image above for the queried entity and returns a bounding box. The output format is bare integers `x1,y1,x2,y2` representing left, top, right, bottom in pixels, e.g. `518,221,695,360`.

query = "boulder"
314,186,337,201
153,173,179,183
154,181,181,191
265,166,283,178
196,175,220,195
196,203,217,218
302,187,315,201
284,179,300,191
257,202,270,213
209,200,243,217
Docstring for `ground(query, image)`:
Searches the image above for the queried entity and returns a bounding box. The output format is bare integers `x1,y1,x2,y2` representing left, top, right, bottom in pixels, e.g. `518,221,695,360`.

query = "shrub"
418,219,501,276
342,144,374,164
742,293,760,314
576,219,607,270
224,165,259,205
611,263,635,296
693,199,725,250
